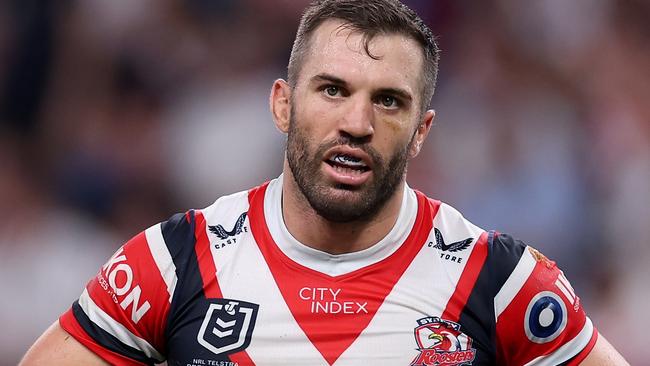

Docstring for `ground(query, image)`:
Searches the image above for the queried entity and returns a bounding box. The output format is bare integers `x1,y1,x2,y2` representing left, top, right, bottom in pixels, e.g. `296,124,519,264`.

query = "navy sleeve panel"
71,301,159,365
159,210,239,364
456,231,528,364
488,232,528,297
457,231,496,363
159,210,203,343
160,211,196,260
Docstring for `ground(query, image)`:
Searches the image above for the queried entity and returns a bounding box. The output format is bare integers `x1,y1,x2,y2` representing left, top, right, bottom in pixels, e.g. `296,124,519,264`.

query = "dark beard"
286,109,412,223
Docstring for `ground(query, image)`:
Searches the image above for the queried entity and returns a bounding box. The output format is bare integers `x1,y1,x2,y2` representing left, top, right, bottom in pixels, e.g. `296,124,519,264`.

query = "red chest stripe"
247,184,440,365
441,232,489,322
195,211,224,299
194,211,256,365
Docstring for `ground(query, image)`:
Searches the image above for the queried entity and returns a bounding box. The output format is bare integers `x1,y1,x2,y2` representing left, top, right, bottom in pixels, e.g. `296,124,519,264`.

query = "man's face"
286,20,428,223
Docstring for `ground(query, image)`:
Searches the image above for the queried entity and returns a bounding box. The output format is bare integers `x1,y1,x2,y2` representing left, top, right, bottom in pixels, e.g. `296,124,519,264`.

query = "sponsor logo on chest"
299,287,368,314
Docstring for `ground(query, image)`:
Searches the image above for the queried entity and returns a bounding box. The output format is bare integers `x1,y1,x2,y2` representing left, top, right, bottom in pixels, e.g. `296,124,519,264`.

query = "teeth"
332,154,365,167
333,164,364,175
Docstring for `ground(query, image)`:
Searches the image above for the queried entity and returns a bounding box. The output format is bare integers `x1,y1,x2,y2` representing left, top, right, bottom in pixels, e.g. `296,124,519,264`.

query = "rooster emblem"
426,329,462,351
411,317,476,366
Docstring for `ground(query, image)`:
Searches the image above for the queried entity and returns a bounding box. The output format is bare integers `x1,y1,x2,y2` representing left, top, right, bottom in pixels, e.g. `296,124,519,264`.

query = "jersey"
59,176,598,365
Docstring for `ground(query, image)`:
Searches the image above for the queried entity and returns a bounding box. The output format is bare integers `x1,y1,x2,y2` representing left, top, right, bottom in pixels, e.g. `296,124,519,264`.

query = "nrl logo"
410,317,476,366
197,298,259,356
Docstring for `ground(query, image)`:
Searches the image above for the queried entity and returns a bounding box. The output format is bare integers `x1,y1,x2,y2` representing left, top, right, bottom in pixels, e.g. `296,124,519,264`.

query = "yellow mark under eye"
382,117,405,132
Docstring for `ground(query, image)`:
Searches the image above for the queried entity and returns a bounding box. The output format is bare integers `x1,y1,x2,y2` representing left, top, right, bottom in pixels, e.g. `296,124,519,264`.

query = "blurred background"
1,0,648,364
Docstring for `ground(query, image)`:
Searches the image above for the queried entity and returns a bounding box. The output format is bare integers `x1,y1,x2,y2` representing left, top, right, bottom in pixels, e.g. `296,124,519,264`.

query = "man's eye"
379,95,398,108
324,86,340,97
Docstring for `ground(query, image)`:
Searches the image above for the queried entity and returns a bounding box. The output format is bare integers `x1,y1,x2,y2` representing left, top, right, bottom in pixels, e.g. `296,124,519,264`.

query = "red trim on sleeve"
441,232,489,322
59,309,146,366
194,211,224,298
565,329,599,366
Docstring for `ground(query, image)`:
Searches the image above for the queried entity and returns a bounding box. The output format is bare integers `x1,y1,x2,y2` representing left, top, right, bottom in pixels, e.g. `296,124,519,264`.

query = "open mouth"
325,153,371,173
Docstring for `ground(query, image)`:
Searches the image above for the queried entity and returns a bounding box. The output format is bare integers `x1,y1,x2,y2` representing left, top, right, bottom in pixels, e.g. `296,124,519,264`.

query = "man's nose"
338,96,374,140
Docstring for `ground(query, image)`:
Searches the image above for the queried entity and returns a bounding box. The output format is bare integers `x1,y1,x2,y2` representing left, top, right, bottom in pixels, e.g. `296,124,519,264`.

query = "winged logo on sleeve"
433,228,473,252
209,212,248,240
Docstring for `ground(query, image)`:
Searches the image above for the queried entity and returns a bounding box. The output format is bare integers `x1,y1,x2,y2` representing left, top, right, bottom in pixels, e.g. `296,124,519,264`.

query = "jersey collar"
263,174,418,276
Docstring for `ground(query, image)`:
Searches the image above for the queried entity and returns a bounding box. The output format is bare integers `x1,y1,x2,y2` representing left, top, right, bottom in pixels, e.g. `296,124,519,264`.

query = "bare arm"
581,334,629,366
20,321,108,366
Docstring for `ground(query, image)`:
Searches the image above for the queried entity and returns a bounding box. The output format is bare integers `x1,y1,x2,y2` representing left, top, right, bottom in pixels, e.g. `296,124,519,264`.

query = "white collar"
263,174,418,276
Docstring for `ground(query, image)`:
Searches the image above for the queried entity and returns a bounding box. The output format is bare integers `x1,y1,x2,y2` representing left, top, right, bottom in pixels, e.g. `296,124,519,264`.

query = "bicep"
20,321,108,366
580,335,629,366
493,236,596,364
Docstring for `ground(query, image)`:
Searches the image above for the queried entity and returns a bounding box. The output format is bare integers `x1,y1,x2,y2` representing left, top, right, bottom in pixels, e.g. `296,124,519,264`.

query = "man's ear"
270,79,292,133
409,109,435,159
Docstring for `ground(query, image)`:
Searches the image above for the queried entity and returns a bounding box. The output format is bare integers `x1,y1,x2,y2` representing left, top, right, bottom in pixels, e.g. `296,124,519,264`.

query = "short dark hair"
288,0,440,111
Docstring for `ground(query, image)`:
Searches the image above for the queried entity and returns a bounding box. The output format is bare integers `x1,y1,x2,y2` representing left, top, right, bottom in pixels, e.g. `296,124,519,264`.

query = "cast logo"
209,212,248,239
432,229,472,252
410,317,476,366
197,299,259,356
209,212,248,249
428,229,473,264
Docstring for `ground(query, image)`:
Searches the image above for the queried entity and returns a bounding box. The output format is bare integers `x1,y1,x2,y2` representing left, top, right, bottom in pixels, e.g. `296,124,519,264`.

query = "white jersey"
60,176,597,365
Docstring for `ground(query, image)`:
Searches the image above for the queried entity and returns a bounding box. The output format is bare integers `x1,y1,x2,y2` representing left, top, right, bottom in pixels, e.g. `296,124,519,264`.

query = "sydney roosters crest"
410,317,476,366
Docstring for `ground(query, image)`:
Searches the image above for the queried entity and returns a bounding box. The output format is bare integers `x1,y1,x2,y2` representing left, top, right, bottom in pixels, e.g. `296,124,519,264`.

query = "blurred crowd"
1,0,648,364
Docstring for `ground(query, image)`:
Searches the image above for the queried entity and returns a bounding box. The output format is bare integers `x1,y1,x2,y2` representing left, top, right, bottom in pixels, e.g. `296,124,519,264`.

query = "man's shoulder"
199,181,270,222
422,195,486,245
201,186,253,215
418,193,530,269
419,193,523,252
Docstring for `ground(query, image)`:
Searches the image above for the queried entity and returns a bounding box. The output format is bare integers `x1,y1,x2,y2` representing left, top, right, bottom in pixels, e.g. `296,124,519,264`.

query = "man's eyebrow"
377,87,413,102
311,73,348,86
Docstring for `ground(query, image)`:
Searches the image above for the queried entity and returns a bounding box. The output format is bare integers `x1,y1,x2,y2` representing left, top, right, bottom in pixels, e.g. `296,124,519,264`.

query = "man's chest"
164,233,493,365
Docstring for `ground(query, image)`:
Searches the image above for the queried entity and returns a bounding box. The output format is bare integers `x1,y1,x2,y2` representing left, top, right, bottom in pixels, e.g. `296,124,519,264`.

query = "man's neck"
281,166,405,255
